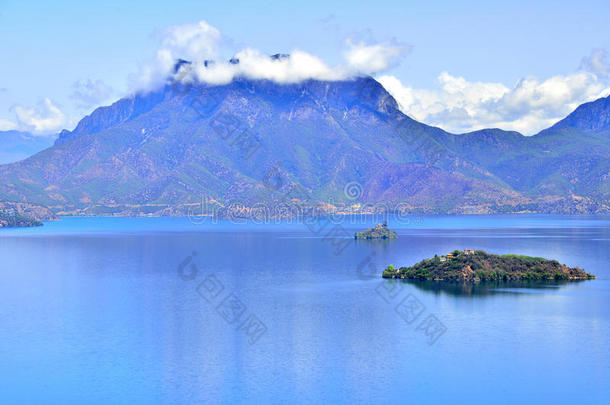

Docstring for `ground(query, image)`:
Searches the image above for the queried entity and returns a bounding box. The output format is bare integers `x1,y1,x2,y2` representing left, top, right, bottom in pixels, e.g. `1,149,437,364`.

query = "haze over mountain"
0,131,55,164
0,63,608,217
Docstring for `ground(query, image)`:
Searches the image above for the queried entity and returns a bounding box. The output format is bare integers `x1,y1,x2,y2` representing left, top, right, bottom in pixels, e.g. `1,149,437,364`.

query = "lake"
1,215,609,404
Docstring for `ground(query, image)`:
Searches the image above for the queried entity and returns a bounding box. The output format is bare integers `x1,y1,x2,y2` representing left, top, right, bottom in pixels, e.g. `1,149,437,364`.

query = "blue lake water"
1,215,609,404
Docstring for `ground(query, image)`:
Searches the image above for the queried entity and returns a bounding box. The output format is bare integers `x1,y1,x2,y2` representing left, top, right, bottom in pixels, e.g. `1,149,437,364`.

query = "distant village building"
439,250,473,261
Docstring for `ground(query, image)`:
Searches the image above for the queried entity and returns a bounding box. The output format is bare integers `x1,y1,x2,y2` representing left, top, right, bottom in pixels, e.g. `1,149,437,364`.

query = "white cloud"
160,20,222,61
0,118,17,131
580,49,609,78
186,48,345,85
237,48,343,82
71,79,113,109
379,70,610,135
130,48,184,93
130,20,409,93
13,98,65,134
343,39,409,73
129,20,224,92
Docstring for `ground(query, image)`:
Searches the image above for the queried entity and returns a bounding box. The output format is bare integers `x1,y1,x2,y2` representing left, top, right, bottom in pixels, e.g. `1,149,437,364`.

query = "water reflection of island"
395,279,590,297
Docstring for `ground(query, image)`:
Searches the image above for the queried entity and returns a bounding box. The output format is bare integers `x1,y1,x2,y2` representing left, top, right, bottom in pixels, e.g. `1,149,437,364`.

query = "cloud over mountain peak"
129,20,409,93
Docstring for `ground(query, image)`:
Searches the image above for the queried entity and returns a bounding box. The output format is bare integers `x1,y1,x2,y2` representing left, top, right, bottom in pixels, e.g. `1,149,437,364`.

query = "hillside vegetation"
354,223,397,239
0,212,42,228
382,250,594,281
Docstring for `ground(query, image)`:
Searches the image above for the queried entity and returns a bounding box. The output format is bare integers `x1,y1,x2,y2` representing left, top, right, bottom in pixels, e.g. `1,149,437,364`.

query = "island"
0,201,57,228
382,249,595,281
0,212,43,228
354,222,397,240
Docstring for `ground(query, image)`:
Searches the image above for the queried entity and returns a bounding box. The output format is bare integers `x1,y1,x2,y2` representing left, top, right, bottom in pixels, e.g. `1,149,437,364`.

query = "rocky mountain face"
0,73,608,216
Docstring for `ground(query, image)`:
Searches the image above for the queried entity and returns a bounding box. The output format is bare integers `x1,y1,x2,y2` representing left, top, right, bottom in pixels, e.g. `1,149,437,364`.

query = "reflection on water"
397,279,587,297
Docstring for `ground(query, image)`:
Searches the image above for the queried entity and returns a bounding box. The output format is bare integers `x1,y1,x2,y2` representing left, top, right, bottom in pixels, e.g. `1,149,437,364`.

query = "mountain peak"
549,95,610,132
174,53,291,71
173,59,191,73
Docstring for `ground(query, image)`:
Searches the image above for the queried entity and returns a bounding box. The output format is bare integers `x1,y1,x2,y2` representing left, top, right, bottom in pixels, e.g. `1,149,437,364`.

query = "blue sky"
1,0,609,135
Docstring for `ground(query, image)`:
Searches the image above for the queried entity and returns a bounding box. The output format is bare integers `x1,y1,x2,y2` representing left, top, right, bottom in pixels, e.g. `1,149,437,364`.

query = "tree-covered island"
382,249,594,281
354,222,397,240
0,212,43,228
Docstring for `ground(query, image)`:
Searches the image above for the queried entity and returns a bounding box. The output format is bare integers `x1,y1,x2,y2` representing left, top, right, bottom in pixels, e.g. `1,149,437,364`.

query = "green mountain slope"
0,71,607,216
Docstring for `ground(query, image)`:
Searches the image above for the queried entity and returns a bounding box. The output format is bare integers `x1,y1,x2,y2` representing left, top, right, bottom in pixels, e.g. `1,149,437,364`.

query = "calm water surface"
1,215,609,404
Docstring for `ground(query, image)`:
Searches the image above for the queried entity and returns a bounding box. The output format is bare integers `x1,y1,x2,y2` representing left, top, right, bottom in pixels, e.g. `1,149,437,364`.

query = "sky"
0,0,609,136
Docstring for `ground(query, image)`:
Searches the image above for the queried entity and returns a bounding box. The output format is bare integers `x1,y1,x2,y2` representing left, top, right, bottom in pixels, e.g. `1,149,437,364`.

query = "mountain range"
0,68,608,217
